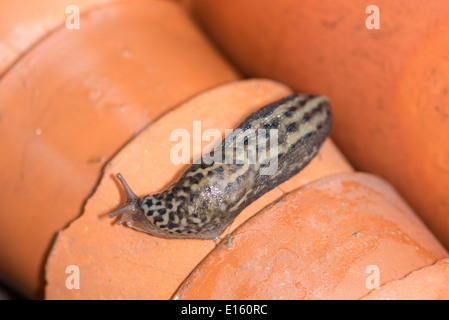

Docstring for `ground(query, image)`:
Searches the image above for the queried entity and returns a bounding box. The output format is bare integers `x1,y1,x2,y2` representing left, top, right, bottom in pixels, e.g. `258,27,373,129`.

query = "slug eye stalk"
109,173,140,225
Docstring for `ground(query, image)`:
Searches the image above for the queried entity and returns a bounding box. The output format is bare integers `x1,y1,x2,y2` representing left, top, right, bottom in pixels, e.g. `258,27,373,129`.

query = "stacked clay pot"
0,0,448,299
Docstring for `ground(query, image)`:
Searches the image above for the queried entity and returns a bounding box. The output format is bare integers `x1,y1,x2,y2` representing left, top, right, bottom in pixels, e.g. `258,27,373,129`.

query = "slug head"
109,173,154,234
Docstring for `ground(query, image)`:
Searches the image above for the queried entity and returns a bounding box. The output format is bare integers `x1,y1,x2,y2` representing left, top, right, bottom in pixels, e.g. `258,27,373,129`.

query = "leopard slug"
109,93,332,240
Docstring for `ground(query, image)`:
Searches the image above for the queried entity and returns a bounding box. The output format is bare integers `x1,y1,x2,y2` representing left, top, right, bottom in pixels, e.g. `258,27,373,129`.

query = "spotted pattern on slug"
109,94,332,240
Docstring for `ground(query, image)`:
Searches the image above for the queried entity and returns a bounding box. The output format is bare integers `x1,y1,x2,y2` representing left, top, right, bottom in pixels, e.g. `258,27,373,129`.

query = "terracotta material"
0,0,239,297
362,258,449,300
173,173,448,300
182,0,449,248
45,78,353,299
0,0,118,75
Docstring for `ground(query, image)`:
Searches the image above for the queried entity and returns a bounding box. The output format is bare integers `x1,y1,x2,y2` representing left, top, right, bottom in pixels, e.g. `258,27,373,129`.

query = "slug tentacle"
109,93,332,240
109,174,145,228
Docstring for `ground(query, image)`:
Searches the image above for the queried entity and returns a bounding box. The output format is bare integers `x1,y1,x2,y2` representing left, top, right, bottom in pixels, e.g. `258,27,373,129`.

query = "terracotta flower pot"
45,78,354,299
173,173,448,299
0,0,238,297
362,258,449,300
0,0,120,75
182,0,449,249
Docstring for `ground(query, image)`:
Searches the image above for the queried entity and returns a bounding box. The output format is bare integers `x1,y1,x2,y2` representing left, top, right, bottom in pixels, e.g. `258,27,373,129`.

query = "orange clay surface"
0,0,239,297
173,173,448,300
183,0,449,249
45,78,354,299
0,0,120,74
362,258,449,300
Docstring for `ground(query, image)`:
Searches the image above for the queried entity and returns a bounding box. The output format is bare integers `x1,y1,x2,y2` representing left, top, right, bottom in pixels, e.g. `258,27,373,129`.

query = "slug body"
110,94,332,240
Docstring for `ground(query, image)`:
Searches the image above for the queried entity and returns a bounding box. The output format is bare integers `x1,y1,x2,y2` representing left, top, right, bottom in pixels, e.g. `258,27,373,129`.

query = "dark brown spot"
264,120,279,129
176,206,185,215
260,108,274,118
284,106,298,117
303,102,326,124
225,182,234,193
194,172,204,180
188,176,199,185
216,166,224,173
286,122,298,133
189,165,200,173
302,113,311,123
146,210,154,217
154,194,164,200
304,132,315,139
166,221,178,229
153,215,163,223
236,175,244,184
311,102,324,114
